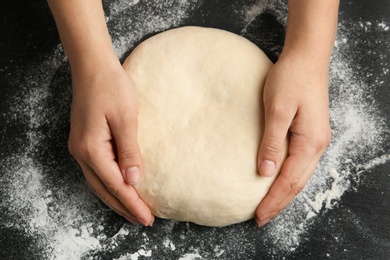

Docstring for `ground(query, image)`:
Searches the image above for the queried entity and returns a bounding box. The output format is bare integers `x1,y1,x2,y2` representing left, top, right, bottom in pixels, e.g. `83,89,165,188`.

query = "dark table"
1,0,389,259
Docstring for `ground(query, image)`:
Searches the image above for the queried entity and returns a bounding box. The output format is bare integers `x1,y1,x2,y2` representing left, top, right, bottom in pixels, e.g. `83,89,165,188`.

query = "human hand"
255,52,332,227
68,63,154,226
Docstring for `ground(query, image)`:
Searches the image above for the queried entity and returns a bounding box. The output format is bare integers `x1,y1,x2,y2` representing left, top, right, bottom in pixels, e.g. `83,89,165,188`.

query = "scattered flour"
163,237,176,251
105,0,198,58
114,248,153,260
256,14,389,254
178,251,203,260
1,0,389,259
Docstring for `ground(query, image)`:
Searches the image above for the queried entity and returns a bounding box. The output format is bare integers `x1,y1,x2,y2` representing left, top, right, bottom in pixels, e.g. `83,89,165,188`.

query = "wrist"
275,49,331,88
69,50,121,82
279,46,330,72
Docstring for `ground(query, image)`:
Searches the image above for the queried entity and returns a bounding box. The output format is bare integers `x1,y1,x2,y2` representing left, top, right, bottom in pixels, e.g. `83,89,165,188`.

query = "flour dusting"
259,17,389,256
1,0,389,259
106,0,198,58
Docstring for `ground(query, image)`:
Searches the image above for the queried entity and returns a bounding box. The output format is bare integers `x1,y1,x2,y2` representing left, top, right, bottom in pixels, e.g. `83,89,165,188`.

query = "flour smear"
242,2,390,254
1,0,389,259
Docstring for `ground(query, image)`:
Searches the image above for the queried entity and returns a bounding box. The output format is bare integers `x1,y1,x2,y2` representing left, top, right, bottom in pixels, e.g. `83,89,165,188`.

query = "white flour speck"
2,1,389,259
115,248,152,260
163,237,176,251
178,251,203,260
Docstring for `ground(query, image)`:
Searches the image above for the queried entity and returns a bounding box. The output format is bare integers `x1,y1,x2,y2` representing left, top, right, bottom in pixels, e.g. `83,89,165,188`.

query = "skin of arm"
47,0,154,226
256,0,340,227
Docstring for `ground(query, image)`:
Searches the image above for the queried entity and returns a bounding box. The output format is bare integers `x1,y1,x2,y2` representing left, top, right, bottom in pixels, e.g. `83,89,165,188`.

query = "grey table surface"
1,0,389,259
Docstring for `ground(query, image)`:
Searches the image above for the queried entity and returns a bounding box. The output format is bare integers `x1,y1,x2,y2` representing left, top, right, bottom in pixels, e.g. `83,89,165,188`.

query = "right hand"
255,52,331,227
68,62,154,226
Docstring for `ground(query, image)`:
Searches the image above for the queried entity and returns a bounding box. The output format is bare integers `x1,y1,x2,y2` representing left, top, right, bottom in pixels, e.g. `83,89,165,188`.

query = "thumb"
258,104,292,177
110,113,143,185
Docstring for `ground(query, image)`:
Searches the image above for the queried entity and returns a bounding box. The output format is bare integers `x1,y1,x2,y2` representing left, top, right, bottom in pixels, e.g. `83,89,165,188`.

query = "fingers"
258,99,294,177
73,136,154,226
255,152,316,226
255,129,331,227
254,52,332,227
281,159,318,206
90,153,153,226
79,161,139,224
108,111,143,185
67,68,153,226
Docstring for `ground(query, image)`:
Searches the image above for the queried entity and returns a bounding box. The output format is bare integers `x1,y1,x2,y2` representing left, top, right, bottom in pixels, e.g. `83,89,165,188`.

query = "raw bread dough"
123,26,287,227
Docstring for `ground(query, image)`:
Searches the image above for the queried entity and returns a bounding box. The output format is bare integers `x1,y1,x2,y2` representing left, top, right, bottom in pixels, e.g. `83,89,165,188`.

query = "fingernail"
260,160,276,177
138,217,152,227
257,218,270,227
125,167,141,184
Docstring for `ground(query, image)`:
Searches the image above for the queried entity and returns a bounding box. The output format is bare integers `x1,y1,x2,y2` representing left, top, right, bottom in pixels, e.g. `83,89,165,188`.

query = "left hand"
255,52,332,227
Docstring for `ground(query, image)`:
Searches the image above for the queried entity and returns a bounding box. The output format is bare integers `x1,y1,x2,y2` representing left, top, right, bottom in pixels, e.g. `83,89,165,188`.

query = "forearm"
283,0,340,67
48,0,119,77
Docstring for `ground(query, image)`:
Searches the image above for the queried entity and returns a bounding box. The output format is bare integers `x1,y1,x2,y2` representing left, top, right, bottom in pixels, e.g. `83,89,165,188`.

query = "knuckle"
118,146,141,161
122,110,139,123
266,189,280,202
279,173,294,190
105,182,120,196
313,129,332,152
279,173,302,195
266,102,288,120
97,192,110,204
76,139,95,161
87,183,97,195
263,138,284,156
68,139,75,156
292,183,305,196
118,101,139,121
68,134,83,158
89,185,110,203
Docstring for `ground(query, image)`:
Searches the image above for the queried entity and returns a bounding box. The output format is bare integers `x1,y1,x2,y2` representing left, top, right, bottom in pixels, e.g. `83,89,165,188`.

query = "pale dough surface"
123,26,287,227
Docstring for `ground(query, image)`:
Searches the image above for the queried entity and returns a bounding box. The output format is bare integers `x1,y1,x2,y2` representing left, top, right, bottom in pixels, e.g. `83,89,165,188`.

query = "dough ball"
123,26,288,227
